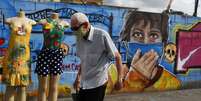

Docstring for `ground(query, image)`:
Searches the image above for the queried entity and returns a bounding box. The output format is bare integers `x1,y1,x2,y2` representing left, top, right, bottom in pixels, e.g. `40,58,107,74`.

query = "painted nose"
144,34,149,44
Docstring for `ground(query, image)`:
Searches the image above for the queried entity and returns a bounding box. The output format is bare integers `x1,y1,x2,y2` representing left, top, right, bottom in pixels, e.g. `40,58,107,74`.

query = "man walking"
71,12,123,101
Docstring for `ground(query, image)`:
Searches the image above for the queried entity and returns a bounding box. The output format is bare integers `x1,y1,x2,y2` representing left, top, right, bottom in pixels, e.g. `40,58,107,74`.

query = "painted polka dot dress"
35,18,68,76
35,48,64,76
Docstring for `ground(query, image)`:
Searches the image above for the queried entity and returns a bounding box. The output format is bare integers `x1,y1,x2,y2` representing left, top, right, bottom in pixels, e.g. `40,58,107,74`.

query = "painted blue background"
0,0,201,94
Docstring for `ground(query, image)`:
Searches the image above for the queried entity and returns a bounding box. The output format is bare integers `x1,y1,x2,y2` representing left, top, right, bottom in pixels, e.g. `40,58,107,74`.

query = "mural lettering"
26,8,113,34
61,63,80,71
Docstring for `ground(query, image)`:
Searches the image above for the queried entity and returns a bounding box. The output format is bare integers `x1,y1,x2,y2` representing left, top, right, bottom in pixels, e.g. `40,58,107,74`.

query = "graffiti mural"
0,9,6,50
26,8,113,34
106,11,181,94
26,7,114,74
0,0,200,99
11,2,117,97
175,23,201,74
168,15,201,83
0,10,5,31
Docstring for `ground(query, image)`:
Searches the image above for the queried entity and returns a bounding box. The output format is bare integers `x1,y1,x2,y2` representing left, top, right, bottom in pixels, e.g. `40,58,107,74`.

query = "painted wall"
0,0,201,98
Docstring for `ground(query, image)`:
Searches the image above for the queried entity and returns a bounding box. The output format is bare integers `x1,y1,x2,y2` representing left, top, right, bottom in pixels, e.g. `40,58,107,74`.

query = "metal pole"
193,0,199,17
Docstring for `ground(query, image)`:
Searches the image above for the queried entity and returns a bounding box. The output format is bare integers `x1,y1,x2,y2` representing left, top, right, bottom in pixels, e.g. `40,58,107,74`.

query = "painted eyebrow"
150,28,161,33
132,28,144,32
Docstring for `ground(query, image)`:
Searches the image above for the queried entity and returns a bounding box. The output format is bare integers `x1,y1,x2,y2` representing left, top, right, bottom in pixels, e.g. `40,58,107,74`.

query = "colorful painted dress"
42,18,69,49
2,17,36,86
35,18,69,76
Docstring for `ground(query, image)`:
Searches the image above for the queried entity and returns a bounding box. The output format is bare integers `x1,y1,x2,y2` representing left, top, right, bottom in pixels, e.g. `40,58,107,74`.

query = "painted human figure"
35,12,69,101
107,11,181,94
2,9,36,101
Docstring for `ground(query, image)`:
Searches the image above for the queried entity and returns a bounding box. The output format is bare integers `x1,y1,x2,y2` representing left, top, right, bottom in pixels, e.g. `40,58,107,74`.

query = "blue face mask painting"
120,42,163,63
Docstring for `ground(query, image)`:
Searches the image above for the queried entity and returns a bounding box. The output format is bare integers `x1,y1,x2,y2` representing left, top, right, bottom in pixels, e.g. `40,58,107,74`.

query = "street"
58,88,201,101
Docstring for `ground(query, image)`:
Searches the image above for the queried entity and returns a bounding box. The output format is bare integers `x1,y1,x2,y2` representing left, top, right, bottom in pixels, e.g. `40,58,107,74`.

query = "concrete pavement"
58,88,201,101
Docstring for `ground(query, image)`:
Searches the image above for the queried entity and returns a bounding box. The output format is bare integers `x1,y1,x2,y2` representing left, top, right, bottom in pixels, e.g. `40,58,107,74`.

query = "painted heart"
0,38,5,46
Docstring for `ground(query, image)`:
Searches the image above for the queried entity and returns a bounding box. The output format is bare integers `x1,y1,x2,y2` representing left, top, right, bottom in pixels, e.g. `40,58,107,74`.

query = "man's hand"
73,78,81,92
114,79,123,90
131,49,159,80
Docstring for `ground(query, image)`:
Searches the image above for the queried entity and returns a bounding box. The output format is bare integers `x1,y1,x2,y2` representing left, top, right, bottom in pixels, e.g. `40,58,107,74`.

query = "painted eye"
149,32,159,39
132,31,143,38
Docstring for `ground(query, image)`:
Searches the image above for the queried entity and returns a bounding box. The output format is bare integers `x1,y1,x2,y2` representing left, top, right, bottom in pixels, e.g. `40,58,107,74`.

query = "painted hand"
131,49,159,80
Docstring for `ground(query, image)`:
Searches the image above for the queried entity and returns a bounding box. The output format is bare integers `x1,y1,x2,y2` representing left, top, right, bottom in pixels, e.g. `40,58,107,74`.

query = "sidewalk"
59,88,201,101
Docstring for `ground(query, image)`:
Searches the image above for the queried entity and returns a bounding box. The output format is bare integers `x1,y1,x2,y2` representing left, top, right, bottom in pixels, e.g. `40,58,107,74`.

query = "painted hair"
120,10,168,43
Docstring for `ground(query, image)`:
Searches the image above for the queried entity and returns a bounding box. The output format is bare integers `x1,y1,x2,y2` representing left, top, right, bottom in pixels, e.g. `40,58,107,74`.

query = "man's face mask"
74,26,87,40
120,42,163,63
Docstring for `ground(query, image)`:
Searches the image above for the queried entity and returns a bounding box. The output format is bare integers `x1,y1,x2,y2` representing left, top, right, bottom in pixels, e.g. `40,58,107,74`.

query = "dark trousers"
78,84,107,101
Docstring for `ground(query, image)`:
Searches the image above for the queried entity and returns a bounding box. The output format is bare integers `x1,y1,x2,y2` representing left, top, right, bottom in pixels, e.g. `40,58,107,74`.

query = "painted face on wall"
129,20,162,44
120,13,165,63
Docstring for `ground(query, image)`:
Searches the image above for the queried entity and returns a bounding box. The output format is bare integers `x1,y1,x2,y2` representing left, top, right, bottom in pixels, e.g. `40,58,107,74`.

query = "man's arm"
103,30,123,90
76,66,81,81
115,52,123,82
114,52,124,90
73,66,81,91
